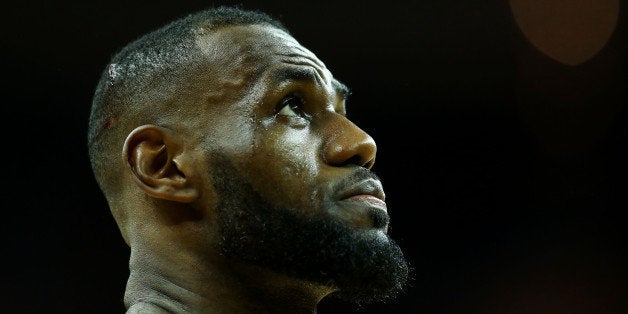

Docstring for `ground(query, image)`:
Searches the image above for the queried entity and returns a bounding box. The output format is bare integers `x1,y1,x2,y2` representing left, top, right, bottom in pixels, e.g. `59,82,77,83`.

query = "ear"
122,125,199,203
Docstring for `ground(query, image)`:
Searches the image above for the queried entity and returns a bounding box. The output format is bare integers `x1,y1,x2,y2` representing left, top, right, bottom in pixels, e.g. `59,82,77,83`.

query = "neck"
123,246,333,313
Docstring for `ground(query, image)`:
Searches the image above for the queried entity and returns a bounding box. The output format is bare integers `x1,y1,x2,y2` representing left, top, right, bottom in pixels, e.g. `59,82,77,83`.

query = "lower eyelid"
275,115,309,128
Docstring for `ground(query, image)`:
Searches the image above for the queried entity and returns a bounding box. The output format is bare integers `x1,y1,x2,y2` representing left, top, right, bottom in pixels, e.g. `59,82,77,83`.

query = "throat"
123,254,333,314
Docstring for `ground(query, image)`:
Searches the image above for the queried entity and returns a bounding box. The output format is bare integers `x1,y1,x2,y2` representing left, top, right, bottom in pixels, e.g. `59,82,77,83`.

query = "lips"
343,194,387,210
337,178,387,211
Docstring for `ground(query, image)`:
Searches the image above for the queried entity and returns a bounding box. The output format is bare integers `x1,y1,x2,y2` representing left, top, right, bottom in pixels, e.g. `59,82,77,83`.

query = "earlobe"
123,125,199,203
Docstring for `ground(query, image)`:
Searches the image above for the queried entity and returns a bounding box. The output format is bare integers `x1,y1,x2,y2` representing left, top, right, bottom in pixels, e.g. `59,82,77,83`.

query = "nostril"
343,155,363,167
334,155,374,169
363,157,375,170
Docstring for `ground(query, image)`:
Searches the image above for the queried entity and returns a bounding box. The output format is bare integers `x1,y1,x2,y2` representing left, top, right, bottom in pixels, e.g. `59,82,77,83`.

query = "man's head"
88,6,410,308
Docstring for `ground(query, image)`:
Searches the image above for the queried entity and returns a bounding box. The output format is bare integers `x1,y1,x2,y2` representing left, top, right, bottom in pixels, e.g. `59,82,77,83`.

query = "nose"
323,115,377,169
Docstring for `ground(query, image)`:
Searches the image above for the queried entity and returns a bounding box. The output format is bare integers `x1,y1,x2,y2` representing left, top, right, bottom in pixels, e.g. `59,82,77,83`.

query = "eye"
277,94,308,118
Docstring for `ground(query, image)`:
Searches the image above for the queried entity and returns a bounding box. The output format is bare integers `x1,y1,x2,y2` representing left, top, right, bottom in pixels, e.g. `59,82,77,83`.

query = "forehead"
196,24,305,55
193,24,332,84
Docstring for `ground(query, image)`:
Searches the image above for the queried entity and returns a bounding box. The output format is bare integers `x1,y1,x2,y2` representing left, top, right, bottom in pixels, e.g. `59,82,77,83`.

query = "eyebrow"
332,80,351,100
273,67,351,100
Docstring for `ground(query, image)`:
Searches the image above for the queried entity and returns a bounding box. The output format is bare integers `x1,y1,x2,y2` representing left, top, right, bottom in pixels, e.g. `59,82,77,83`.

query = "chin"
218,202,410,305
211,156,411,304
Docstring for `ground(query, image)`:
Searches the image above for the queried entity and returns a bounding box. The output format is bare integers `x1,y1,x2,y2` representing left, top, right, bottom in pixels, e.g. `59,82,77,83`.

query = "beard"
210,155,411,305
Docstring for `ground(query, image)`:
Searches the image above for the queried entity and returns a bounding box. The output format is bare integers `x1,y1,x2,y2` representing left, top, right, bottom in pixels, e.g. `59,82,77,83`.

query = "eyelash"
277,93,309,118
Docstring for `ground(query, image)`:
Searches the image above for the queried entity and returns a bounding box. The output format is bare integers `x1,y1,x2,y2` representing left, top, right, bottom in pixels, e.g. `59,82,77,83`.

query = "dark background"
4,0,627,313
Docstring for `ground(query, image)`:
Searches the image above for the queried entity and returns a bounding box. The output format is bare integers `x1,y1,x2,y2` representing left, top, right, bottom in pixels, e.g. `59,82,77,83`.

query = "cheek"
249,127,323,208
277,130,320,179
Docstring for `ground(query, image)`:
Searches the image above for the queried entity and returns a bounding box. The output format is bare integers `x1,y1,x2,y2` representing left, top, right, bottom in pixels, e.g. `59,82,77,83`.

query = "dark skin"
119,24,387,313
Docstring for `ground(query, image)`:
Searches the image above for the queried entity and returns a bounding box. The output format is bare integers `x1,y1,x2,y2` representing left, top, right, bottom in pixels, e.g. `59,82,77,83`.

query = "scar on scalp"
108,63,118,79
104,117,117,130
107,63,119,86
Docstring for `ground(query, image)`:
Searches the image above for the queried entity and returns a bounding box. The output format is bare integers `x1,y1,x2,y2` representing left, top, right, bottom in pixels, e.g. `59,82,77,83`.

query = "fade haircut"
87,6,288,196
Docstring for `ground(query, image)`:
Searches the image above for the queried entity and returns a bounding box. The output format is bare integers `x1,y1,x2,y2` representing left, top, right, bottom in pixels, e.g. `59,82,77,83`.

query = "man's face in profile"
183,24,409,304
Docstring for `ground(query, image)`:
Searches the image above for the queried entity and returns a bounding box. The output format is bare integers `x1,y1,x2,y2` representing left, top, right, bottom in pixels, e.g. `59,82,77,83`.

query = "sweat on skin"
88,7,410,314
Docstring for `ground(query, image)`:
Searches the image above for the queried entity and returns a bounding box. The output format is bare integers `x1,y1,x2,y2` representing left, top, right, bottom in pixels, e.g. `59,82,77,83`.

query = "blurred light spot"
510,0,619,65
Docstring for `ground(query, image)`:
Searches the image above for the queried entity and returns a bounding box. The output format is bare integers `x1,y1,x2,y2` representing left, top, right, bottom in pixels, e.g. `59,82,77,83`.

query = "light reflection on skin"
96,13,410,311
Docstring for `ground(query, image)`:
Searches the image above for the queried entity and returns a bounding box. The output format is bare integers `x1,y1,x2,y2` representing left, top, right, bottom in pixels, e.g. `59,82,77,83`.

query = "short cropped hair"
87,6,288,195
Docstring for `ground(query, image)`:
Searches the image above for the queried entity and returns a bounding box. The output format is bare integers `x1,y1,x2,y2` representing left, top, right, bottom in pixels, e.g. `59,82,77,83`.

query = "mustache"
331,167,382,194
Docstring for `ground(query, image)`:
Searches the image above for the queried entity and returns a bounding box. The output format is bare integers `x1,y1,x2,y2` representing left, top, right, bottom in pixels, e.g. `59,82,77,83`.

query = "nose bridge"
322,114,377,169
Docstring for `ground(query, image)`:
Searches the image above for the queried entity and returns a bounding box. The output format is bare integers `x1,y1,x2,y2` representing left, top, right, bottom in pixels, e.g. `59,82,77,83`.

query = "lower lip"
343,195,387,211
